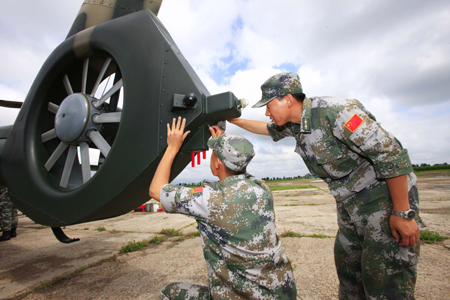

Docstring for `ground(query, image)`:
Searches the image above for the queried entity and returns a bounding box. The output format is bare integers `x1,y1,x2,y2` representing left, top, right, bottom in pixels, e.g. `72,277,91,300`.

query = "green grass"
95,226,106,232
75,266,88,273
184,185,201,189
269,185,317,191
182,222,197,229
120,234,180,249
120,240,150,253
149,236,165,244
188,231,201,238
265,178,312,183
160,228,183,236
420,230,449,244
34,281,52,290
414,169,450,176
175,237,185,242
281,231,303,238
280,230,332,238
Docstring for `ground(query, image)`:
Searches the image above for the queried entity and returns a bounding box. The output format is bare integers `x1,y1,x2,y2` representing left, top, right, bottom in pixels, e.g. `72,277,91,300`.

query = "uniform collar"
295,97,311,134
219,173,247,185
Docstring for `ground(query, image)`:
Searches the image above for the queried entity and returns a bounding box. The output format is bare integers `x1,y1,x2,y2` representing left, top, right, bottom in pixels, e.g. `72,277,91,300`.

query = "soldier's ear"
286,94,293,108
216,157,225,170
212,156,221,170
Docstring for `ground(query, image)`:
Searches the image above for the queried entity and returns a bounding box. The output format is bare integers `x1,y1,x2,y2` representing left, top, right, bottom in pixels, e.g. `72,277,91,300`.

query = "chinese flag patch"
193,187,203,193
344,114,364,132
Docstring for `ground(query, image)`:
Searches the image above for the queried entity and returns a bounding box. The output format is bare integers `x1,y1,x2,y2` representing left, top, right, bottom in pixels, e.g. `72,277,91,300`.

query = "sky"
1,0,449,184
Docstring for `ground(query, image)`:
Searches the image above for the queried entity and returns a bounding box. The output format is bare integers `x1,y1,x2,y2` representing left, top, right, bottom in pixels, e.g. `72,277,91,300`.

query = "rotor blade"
81,58,89,94
0,100,23,109
90,57,112,97
87,130,111,157
79,142,91,183
41,128,57,143
63,74,73,95
108,68,122,112
60,145,77,188
48,102,59,114
44,141,68,171
95,79,123,107
92,112,121,124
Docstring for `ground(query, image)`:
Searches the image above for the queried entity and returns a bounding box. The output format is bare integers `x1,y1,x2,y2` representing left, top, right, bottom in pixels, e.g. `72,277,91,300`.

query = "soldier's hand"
167,117,190,153
389,215,420,246
209,125,224,138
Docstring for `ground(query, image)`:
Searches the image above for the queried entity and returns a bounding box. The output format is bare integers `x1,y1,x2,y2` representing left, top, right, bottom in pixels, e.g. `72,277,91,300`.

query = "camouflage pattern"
160,173,297,299
160,282,210,300
268,97,421,203
207,133,255,171
267,96,425,299
252,72,303,108
335,180,420,300
68,0,163,38
0,188,18,232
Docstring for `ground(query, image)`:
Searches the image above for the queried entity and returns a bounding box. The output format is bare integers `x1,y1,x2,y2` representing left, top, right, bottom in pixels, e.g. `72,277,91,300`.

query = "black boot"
10,227,17,238
0,231,11,242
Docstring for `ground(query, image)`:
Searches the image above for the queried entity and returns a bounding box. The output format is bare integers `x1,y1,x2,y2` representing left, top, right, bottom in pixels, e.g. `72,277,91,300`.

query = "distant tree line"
177,163,449,186
412,163,449,172
177,174,317,186
260,174,316,181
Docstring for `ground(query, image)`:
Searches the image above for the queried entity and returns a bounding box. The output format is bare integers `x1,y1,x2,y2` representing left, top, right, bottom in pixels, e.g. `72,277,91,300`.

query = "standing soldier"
149,117,297,300
0,187,18,241
229,72,425,299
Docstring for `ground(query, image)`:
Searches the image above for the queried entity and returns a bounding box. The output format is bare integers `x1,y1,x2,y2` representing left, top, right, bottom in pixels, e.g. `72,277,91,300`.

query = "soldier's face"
265,97,289,126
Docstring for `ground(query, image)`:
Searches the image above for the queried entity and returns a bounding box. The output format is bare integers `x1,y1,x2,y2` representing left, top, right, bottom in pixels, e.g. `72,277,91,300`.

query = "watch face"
406,210,416,219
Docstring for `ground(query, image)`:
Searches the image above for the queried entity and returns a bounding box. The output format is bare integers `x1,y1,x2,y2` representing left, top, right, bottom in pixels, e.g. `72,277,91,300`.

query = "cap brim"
251,96,276,108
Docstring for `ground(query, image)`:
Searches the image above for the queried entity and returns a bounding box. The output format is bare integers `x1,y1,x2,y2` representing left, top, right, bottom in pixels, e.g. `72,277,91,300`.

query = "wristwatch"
392,209,416,220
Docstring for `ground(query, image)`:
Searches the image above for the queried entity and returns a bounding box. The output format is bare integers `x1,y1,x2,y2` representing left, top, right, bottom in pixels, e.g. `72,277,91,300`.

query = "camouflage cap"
208,133,255,171
252,72,303,108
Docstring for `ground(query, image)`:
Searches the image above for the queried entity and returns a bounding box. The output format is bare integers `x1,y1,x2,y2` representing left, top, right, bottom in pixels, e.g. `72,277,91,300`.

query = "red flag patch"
344,114,364,132
193,187,203,193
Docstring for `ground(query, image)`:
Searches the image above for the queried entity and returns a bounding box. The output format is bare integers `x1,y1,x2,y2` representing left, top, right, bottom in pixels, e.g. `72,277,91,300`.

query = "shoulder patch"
193,187,203,193
344,113,364,132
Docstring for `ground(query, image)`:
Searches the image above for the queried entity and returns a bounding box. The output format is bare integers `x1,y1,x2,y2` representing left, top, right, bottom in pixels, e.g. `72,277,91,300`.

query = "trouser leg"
0,199,13,231
334,204,366,300
11,205,18,229
359,184,419,300
335,181,420,300
159,282,210,300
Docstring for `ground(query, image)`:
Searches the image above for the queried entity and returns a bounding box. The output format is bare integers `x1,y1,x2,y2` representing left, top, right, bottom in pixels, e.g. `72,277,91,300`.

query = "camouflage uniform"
0,188,18,232
267,96,425,299
159,173,297,300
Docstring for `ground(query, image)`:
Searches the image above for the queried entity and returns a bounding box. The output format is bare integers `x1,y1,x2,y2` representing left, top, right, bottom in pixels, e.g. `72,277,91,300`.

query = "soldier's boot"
0,231,11,242
10,227,17,238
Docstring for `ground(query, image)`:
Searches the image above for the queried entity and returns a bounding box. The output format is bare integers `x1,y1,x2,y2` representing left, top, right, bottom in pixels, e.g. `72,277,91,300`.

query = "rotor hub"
55,93,103,144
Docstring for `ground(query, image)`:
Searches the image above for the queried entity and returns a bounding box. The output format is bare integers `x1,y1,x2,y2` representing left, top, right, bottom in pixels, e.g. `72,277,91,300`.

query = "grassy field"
414,169,450,177
413,165,450,172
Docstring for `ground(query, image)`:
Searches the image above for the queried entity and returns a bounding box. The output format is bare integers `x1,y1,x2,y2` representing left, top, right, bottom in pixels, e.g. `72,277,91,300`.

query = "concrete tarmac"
1,176,449,299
